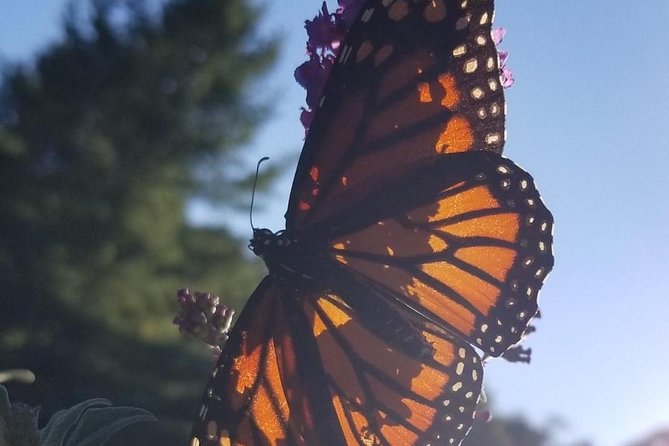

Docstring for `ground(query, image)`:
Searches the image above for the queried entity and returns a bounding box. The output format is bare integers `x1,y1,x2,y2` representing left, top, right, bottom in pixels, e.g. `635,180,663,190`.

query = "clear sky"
2,1,668,445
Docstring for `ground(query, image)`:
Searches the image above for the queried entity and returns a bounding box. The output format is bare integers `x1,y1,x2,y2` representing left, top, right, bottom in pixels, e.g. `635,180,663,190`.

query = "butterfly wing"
304,151,553,356
191,277,483,446
191,278,343,446
287,0,506,231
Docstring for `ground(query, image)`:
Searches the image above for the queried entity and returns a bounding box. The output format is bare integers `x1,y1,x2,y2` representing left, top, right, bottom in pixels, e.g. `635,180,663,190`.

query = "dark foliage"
0,1,276,444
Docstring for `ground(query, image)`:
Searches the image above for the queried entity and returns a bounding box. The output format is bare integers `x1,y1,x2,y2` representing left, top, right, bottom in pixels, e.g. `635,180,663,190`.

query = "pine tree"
0,0,276,443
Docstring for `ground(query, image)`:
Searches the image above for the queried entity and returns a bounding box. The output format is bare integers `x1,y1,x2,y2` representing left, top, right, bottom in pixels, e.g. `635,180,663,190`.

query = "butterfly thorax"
249,228,311,281
249,227,290,254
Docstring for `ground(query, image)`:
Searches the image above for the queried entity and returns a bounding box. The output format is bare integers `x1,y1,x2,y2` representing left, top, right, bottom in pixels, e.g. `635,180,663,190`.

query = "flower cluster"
502,345,532,363
173,288,235,352
491,27,515,88
474,409,493,423
294,0,365,131
499,314,539,364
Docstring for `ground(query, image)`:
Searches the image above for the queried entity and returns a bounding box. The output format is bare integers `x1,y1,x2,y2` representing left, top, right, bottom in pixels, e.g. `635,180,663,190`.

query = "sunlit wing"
304,293,483,446
191,277,483,446
287,0,505,231
313,151,553,356
191,278,343,446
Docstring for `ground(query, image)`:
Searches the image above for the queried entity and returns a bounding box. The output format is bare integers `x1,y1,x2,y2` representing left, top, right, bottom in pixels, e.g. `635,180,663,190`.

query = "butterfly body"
249,229,308,280
191,1,554,445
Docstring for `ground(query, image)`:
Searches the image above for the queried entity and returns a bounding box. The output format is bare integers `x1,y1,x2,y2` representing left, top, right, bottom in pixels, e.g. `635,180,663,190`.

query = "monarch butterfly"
190,0,553,444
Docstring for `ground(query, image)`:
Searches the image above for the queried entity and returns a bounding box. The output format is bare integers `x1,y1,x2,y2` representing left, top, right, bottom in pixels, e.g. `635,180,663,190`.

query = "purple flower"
498,50,509,65
491,27,507,45
305,3,346,54
492,28,515,88
300,108,315,130
497,50,515,88
337,0,366,27
474,409,493,423
500,66,515,88
297,0,364,132
294,55,335,110
502,345,532,363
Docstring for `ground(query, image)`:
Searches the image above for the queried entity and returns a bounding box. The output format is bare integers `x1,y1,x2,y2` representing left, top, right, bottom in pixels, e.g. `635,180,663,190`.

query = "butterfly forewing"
287,0,506,231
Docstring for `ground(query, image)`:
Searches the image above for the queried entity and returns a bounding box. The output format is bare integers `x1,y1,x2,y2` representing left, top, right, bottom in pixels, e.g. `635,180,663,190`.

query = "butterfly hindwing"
315,151,553,356
287,0,505,231
192,278,483,446
304,293,483,446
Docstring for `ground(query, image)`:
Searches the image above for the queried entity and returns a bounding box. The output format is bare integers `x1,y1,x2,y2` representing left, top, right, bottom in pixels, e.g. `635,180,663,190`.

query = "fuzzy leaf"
63,406,155,446
0,386,9,418
40,399,153,446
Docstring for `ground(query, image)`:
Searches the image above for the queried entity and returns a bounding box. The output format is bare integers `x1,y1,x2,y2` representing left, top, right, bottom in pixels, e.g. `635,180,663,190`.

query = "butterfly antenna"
250,157,270,230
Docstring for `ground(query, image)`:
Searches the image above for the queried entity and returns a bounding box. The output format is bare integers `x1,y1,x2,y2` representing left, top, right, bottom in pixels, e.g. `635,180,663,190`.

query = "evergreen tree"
0,0,276,444
464,399,594,446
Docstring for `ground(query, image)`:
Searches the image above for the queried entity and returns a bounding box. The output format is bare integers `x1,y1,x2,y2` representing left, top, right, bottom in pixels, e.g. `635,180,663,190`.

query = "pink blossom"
337,0,366,27
475,410,493,423
502,345,532,363
300,108,315,129
492,28,515,88
491,27,507,45
305,3,346,54
294,55,335,110
497,50,515,87
500,64,515,88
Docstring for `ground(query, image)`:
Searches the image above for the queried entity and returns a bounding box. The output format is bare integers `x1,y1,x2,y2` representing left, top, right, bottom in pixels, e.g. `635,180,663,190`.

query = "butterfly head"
249,228,291,259
249,228,273,257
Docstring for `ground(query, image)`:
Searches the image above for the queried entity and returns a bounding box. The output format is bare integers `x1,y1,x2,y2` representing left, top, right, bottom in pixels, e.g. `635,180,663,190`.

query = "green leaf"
1,0,276,441
40,399,112,446
62,406,156,446
0,385,9,418
0,418,8,446
40,399,155,446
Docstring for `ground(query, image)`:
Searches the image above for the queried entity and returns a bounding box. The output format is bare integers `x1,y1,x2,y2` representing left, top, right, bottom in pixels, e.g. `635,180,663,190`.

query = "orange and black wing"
287,0,506,231
190,278,344,446
191,277,483,446
313,151,553,356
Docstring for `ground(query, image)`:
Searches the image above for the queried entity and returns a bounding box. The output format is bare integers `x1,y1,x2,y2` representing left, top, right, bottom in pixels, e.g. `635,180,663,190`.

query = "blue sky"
2,1,668,445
